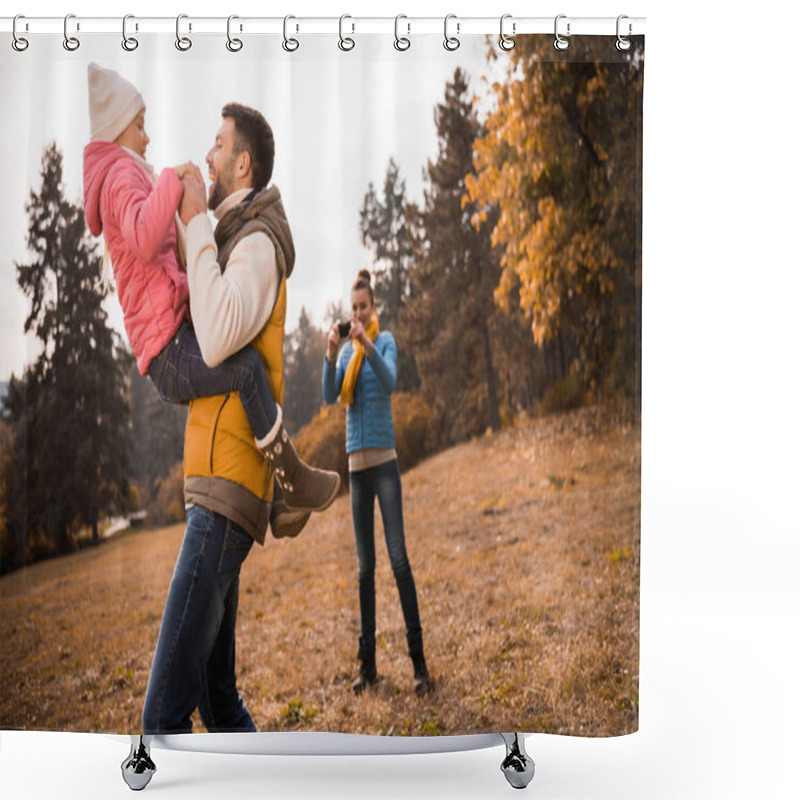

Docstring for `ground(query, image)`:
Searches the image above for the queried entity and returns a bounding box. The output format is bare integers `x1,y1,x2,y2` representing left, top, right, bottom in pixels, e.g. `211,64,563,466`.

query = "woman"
323,269,430,695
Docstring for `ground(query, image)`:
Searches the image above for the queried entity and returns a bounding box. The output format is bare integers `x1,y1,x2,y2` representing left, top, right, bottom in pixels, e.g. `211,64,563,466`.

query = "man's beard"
208,167,233,211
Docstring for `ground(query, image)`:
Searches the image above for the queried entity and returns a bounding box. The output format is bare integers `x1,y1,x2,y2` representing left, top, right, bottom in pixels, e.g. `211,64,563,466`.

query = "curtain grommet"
226,15,243,52
63,14,80,51
554,14,570,51
394,14,411,51
499,14,515,51
12,14,29,52
338,14,355,51
176,14,192,51
122,14,139,51
444,14,460,51
282,15,299,52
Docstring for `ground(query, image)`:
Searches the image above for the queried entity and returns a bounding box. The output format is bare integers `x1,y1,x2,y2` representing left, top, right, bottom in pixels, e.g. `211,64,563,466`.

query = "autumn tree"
402,68,504,443
360,160,419,392
467,37,644,399
3,144,131,560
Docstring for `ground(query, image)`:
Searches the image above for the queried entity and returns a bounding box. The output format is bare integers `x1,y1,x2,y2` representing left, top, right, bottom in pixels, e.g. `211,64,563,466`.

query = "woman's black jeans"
349,459,423,655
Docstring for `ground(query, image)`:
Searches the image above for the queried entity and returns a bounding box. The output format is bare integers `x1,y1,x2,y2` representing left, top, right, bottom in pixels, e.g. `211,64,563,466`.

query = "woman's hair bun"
352,268,374,302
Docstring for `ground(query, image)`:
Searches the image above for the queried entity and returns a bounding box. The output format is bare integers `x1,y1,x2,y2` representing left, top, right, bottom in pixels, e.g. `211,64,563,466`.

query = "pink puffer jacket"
83,142,190,375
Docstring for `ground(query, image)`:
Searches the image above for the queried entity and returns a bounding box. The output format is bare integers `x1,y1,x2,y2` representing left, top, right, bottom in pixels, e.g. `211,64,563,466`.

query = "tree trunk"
482,322,501,432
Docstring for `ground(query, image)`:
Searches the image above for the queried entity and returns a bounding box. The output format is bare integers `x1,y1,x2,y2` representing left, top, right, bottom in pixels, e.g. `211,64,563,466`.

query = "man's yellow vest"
183,186,293,545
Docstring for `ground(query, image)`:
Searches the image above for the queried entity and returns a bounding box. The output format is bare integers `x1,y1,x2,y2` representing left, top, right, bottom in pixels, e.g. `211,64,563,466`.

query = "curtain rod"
1,16,646,38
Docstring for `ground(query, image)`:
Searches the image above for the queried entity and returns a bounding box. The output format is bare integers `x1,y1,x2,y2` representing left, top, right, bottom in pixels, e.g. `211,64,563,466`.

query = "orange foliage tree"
467,36,643,397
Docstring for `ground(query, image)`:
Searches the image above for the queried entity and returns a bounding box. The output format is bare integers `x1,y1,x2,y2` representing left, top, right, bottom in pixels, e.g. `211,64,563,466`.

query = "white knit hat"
87,62,145,143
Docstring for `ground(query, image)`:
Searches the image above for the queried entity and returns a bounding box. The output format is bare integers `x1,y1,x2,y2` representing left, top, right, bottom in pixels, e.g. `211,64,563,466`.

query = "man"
123,103,319,789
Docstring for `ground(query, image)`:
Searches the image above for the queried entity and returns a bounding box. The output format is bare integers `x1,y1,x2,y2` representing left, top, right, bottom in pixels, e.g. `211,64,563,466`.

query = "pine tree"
283,307,327,434
126,363,186,513
4,143,131,557
402,68,504,444
360,160,419,392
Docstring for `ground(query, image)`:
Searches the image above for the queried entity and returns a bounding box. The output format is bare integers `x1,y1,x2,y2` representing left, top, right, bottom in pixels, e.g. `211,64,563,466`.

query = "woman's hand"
327,325,341,363
350,320,374,354
350,319,366,344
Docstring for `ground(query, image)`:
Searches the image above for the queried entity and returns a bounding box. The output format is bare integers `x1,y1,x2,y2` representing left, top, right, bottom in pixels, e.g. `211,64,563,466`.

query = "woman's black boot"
410,648,431,695
352,639,378,695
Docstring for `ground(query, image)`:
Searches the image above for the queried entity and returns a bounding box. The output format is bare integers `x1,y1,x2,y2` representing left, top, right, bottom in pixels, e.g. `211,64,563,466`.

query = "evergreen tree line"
0,146,187,573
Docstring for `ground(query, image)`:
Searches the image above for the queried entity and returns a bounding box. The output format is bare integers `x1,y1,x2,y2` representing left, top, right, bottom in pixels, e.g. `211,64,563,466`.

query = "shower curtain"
0,18,643,750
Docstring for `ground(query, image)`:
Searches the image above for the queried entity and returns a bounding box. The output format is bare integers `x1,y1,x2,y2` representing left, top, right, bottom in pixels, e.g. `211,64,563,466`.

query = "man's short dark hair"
222,103,275,191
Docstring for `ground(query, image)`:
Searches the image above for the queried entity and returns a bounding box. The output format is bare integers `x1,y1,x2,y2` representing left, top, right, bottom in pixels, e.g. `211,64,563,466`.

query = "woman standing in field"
323,269,430,695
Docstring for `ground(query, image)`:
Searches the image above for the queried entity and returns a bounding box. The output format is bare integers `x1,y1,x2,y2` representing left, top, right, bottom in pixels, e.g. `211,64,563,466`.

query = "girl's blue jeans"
142,505,257,734
349,459,423,654
147,322,277,441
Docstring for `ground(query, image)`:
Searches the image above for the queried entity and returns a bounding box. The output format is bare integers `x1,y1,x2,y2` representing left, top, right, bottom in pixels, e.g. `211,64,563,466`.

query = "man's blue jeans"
142,505,257,734
350,459,423,654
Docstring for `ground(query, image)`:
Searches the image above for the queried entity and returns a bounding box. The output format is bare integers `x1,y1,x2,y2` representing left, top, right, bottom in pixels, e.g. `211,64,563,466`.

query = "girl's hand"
174,162,196,180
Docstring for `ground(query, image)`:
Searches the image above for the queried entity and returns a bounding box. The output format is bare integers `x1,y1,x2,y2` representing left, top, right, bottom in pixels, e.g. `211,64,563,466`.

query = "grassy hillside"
0,403,639,737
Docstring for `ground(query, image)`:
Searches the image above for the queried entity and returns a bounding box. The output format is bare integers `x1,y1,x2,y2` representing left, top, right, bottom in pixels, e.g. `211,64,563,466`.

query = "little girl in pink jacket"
82,63,339,514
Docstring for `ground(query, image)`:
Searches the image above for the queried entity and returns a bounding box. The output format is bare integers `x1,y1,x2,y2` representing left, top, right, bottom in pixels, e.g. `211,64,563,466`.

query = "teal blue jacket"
322,331,397,455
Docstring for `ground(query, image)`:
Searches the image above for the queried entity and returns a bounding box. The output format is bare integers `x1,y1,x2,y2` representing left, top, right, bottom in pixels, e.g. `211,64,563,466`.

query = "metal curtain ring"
283,15,299,52
63,14,80,51
616,15,632,51
12,14,29,51
554,14,570,51
499,14,515,51
122,14,139,51
394,15,410,51
226,15,242,52
338,14,355,51
176,14,192,51
444,14,460,51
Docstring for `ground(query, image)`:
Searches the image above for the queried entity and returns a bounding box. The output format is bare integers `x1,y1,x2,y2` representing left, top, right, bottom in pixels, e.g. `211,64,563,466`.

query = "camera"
337,320,352,338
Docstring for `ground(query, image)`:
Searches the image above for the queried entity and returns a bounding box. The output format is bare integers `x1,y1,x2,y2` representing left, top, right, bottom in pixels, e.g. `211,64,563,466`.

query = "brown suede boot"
258,407,341,513
269,479,311,539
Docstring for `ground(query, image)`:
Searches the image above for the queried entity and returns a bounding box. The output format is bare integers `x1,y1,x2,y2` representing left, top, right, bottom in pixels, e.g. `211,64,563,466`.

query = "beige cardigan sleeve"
184,213,280,368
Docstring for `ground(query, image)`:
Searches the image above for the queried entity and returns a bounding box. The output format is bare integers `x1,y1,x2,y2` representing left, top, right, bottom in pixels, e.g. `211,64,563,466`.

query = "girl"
82,62,339,514
322,269,431,695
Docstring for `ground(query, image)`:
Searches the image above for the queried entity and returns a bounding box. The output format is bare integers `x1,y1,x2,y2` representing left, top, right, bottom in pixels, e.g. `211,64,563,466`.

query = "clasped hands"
175,162,207,225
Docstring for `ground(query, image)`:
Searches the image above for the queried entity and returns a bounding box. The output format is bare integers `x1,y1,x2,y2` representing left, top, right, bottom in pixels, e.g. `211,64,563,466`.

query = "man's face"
206,117,238,210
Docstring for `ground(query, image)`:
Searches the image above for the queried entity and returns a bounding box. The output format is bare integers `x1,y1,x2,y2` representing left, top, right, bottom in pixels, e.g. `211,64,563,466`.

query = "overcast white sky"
0,33,499,380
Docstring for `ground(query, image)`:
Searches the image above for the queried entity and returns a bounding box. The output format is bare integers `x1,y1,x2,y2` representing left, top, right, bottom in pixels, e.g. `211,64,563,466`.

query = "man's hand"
179,166,207,226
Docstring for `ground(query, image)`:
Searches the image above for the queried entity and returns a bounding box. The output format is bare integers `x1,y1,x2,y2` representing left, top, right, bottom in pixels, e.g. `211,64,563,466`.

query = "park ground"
0,403,639,738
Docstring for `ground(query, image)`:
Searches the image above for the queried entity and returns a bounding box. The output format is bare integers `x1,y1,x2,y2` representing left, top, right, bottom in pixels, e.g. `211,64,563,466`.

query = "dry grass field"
0,403,639,738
